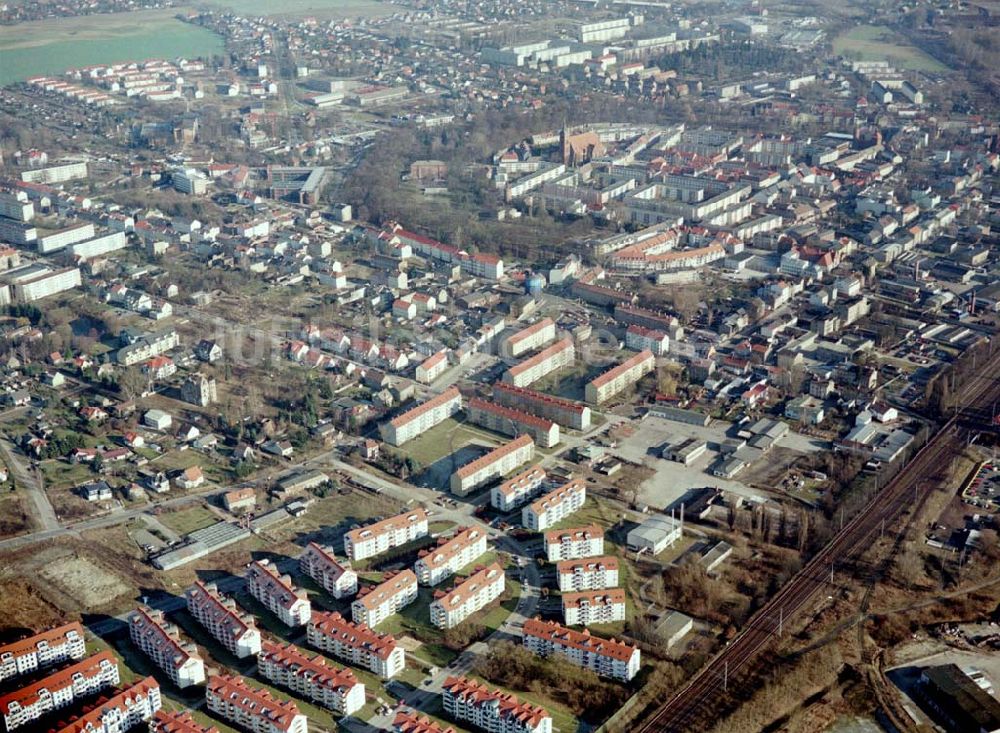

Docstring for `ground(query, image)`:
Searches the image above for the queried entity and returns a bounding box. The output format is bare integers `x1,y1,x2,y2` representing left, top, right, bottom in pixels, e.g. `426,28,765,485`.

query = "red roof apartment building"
465,397,560,448
206,675,307,733
184,581,261,659
442,676,552,733
246,559,311,627
0,623,87,683
307,611,405,680
450,435,535,496
258,641,365,716
127,606,205,688
54,676,161,733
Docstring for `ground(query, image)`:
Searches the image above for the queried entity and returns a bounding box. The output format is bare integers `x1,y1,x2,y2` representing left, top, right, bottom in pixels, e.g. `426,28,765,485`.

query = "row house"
502,338,575,388
544,525,604,562
379,386,462,446
584,350,655,404
343,508,429,562
184,581,262,658
0,622,86,683
450,435,535,496
151,710,217,733
127,606,205,688
500,318,556,359
0,652,119,731
299,542,358,599
307,611,405,679
522,480,586,532
415,528,489,586
490,464,548,511
351,570,419,627
522,619,640,682
430,563,506,629
258,641,365,716
441,676,552,733
562,589,627,626
492,383,591,431
56,677,161,733
466,398,560,448
246,560,311,627
206,675,306,733
556,556,619,592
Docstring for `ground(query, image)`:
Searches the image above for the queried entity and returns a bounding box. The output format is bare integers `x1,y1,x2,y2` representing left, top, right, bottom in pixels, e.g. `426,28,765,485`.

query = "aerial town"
0,1,998,733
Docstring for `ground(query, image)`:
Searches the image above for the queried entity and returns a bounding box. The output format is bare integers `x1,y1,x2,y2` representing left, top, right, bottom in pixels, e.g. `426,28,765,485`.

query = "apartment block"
184,581,262,658
258,641,365,716
343,508,429,562
206,675,306,733
299,542,358,599
442,676,552,733
151,710,218,733
246,559,311,627
466,398,560,448
562,589,627,626
393,710,455,733
127,606,205,688
522,619,640,682
522,480,586,531
380,386,461,446
624,325,670,356
492,383,591,430
0,623,86,683
502,338,575,388
500,318,556,359
0,652,120,731
556,556,620,592
584,350,655,404
451,435,535,496
351,570,419,627
429,563,506,629
4,265,82,303
543,525,605,562
415,350,449,384
415,528,489,586
491,466,547,512
307,611,405,680
55,677,161,733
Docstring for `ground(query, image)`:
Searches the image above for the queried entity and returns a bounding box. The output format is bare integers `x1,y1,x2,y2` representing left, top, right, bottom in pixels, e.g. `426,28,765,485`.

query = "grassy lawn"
548,496,621,532
268,488,402,548
832,25,948,71
40,460,94,490
374,587,458,666
158,505,219,535
400,418,499,467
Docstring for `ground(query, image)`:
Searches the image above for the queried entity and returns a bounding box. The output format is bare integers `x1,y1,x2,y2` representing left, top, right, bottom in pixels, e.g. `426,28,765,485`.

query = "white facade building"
299,542,358,599
523,619,640,682
562,589,627,626
343,508,429,562
556,556,619,592
543,525,604,562
307,611,405,679
0,623,87,683
380,386,461,445
522,480,586,531
491,466,547,512
54,677,161,733
429,563,506,629
450,435,535,496
206,675,307,733
185,581,262,658
128,606,205,688
442,676,552,733
414,528,489,586
246,559,312,627
351,570,419,627
258,641,365,716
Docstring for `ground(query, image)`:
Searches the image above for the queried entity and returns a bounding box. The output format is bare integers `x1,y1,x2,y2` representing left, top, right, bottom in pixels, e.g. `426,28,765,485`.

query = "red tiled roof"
0,651,117,714
344,508,428,547
354,570,418,611
543,524,603,544
523,619,637,662
309,611,398,661
393,710,455,733
152,709,219,733
555,555,619,575
506,318,554,346
561,588,626,609
56,677,160,733
493,383,588,415
259,641,358,692
527,480,585,515
507,338,573,378
0,622,84,661
207,675,300,729
442,676,549,728
454,435,534,480
467,397,555,432
417,528,485,571
588,350,654,389
389,386,461,429
432,563,503,610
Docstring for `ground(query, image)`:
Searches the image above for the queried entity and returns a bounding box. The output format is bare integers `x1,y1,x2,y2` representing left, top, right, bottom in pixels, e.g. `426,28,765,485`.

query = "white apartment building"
127,606,205,688
556,556,620,592
562,589,627,626
500,318,556,359
343,508,429,562
491,466,547,512
3,265,82,303
37,223,95,254
523,619,640,682
0,652,120,731
522,480,587,531
624,325,670,356
184,581,262,658
415,528,489,586
466,398,560,448
584,350,655,404
55,677,161,733
0,623,87,683
299,542,358,599
0,192,33,222
258,641,365,716
543,525,605,562
307,611,405,679
442,676,552,733
492,383,591,431
502,338,575,388
430,563,506,629
379,386,461,446
116,329,180,366
206,675,307,733
415,350,449,384
21,162,88,184
450,435,535,496
351,570,419,627
246,559,312,627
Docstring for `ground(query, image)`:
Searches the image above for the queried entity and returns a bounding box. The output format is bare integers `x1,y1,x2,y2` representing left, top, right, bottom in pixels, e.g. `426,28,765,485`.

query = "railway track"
639,347,1000,732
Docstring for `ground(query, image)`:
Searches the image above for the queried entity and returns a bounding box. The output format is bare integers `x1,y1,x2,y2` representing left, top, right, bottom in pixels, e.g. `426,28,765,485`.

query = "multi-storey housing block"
584,350,655,404
299,543,358,599
624,325,670,356
502,338,574,388
343,508,429,562
466,398,560,448
522,619,640,682
307,611,405,679
556,556,620,592
415,528,489,586
0,652,120,731
0,623,87,683
492,383,591,431
393,710,455,733
380,386,461,446
415,351,449,384
561,589,627,626
206,675,307,733
500,318,556,359
442,676,552,733
451,435,535,496
151,710,218,733
246,559,311,627
429,563,506,629
128,606,205,688
258,641,365,716
522,480,586,531
351,570,419,627
490,466,547,512
184,581,261,658
55,677,161,733
543,525,605,562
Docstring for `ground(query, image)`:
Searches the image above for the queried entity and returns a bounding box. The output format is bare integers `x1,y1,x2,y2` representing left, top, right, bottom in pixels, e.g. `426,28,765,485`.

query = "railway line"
639,345,1000,732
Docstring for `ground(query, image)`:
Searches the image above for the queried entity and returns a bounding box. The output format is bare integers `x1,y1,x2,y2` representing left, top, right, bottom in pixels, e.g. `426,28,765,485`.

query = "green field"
832,25,948,72
200,0,392,19
158,505,219,535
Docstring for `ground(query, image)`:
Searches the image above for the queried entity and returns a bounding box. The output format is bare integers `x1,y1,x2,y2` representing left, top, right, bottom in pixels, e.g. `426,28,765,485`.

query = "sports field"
832,25,948,72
